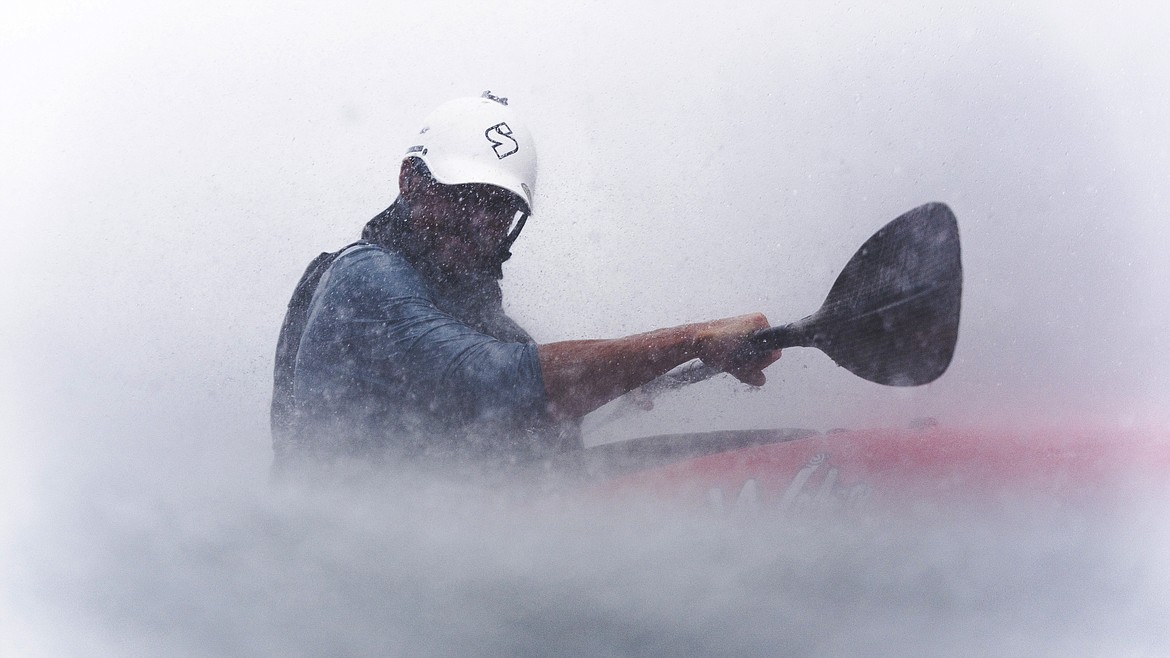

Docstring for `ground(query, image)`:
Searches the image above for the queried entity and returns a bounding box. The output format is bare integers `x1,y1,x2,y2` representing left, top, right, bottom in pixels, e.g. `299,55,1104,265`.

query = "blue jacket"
273,215,575,467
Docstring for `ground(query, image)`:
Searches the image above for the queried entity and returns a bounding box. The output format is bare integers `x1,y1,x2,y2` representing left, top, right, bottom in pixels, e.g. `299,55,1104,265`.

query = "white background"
3,2,1169,654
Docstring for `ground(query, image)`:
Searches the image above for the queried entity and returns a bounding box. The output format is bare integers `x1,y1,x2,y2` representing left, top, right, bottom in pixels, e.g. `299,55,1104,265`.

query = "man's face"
408,182,527,276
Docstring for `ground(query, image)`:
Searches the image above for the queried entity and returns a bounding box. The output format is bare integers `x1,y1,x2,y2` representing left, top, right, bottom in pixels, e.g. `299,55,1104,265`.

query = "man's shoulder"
328,242,408,272
324,242,428,297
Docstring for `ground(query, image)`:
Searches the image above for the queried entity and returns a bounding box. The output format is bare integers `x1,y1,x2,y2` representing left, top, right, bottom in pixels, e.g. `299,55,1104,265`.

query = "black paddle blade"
759,202,962,386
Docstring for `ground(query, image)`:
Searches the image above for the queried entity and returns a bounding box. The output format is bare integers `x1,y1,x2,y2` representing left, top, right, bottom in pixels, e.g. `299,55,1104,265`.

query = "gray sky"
2,1,1170,654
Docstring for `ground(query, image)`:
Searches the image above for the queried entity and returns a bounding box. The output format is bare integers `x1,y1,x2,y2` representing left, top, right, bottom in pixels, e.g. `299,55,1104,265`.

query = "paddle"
636,202,963,398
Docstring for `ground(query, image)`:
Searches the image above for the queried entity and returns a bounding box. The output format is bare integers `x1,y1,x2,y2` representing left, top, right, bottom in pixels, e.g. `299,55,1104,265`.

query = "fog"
3,1,1169,655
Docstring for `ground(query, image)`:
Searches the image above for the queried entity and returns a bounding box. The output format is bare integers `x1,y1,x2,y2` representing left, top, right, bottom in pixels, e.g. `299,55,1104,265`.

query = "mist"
3,1,1170,655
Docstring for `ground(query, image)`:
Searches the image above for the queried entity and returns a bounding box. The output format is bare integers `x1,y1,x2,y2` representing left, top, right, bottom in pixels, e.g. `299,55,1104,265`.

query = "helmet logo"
485,122,519,159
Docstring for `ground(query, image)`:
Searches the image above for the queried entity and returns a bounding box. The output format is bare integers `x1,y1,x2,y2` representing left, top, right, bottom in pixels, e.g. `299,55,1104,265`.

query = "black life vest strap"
271,241,368,437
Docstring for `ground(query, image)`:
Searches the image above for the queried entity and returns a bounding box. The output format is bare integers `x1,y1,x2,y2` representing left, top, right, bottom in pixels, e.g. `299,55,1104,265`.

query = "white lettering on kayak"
707,452,871,516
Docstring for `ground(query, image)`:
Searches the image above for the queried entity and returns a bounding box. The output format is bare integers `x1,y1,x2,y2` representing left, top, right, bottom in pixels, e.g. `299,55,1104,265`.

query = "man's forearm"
537,325,704,420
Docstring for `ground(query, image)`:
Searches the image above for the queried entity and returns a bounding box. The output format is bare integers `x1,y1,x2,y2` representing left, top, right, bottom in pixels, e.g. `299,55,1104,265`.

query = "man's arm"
537,314,781,419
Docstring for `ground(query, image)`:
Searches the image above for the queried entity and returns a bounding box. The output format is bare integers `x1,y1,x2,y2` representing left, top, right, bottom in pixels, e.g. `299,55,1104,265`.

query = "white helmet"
403,91,538,212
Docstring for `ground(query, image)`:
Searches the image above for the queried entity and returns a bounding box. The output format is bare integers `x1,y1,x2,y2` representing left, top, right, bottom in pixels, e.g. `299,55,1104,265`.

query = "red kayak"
575,426,1170,513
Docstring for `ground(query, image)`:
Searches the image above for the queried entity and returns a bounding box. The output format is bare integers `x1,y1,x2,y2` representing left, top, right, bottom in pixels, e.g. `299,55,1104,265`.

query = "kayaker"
271,92,780,470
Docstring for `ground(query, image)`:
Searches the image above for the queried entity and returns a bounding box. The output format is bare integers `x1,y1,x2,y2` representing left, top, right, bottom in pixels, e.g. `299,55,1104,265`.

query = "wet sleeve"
316,248,548,424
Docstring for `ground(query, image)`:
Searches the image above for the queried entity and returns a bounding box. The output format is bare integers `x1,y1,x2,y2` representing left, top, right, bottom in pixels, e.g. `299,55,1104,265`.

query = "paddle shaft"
754,323,807,350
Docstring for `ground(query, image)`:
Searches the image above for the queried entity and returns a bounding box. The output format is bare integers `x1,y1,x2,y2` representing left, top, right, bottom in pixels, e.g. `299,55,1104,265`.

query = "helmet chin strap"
492,212,529,277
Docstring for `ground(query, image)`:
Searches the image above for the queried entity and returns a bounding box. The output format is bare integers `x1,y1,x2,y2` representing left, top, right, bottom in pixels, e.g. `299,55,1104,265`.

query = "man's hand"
693,313,782,386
